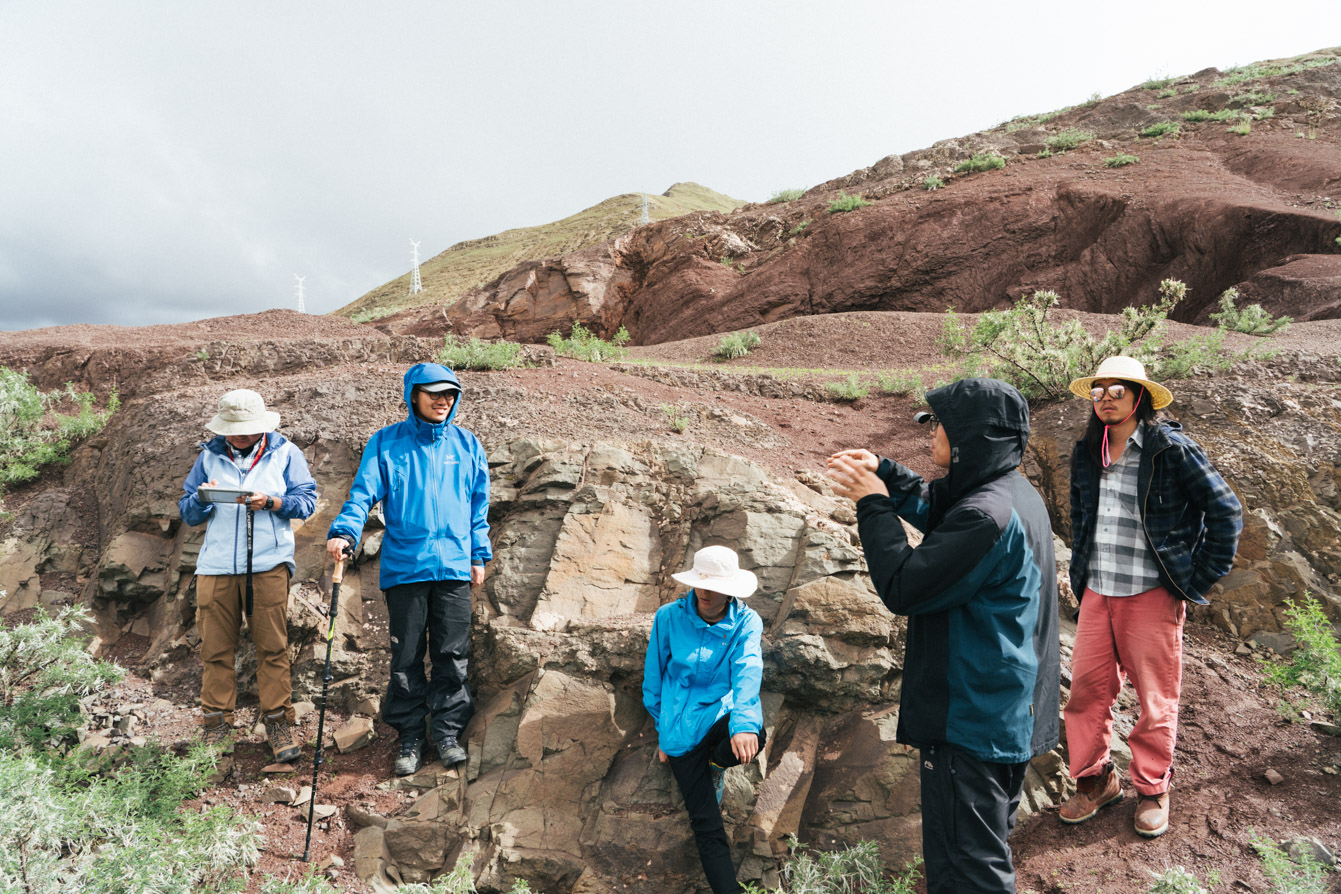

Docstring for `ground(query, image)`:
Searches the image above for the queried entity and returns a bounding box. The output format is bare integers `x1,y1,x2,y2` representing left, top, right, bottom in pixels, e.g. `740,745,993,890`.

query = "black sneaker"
437,735,467,767
394,737,424,776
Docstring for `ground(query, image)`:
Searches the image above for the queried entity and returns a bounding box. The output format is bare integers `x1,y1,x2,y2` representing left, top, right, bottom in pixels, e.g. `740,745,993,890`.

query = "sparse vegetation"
1209,287,1291,335
1104,154,1140,168
1140,122,1180,138
714,331,762,361
1,368,119,503
1251,832,1330,894
1232,90,1276,106
826,373,870,402
194,348,210,362
877,370,925,398
922,176,945,191
436,335,528,370
1147,866,1217,893
1228,120,1252,136
661,404,690,433
789,219,813,237
1182,109,1244,123
768,188,806,205
547,322,631,362
1263,595,1341,720
1140,76,1177,91
1047,128,1094,153
828,192,872,214
1156,88,1179,99
954,152,1006,174
1215,56,1338,87
741,838,922,894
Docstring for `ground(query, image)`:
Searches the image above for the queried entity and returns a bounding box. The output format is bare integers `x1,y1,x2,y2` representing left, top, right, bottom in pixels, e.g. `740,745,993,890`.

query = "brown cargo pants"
196,565,295,725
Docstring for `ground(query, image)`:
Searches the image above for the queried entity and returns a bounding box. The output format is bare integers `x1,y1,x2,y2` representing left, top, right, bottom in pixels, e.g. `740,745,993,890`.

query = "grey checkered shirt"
1086,426,1164,597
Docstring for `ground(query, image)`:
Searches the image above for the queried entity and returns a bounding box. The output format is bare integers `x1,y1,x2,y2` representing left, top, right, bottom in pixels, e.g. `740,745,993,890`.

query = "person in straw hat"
1058,356,1241,838
643,545,765,894
179,388,316,762
827,378,1059,894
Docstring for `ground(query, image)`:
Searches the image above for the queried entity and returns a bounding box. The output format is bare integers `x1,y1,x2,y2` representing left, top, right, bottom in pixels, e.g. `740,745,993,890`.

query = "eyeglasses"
926,415,941,433
1090,384,1127,402
417,390,456,404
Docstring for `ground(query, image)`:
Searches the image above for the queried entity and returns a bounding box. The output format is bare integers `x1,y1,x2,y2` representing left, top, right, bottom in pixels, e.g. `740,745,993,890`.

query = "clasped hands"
825,448,888,502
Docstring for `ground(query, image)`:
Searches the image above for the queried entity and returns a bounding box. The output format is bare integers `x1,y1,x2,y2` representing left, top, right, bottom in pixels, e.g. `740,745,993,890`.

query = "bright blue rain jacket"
179,432,317,576
328,363,492,589
642,591,764,757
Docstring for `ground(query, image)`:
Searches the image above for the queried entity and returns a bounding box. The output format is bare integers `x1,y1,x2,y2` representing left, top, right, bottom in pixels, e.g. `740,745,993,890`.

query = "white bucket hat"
671,545,758,599
1068,356,1173,410
206,389,281,435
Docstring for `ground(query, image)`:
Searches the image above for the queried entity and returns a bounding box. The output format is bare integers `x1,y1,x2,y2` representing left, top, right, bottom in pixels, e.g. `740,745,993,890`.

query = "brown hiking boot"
1059,763,1123,824
1134,791,1170,838
201,711,235,755
263,710,302,763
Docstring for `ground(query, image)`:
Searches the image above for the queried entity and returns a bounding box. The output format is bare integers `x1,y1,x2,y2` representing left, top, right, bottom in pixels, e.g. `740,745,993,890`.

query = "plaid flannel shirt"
1085,426,1164,597
1070,421,1242,605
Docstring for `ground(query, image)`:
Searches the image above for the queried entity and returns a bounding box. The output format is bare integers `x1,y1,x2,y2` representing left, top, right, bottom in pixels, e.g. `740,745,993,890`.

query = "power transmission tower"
409,239,423,295
294,275,306,313
639,194,650,227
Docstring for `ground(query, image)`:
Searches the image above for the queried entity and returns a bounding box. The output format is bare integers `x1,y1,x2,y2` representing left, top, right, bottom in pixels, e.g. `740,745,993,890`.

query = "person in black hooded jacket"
827,378,1060,894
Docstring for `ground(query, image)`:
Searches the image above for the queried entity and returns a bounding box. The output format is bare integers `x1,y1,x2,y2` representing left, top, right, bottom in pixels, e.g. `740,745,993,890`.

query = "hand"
196,479,219,498
244,492,271,511
826,451,889,502
657,748,669,764
470,564,485,587
730,732,759,764
326,538,352,562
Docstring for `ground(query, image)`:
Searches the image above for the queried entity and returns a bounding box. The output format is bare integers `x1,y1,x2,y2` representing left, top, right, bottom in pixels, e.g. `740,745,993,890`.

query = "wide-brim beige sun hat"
1068,356,1173,410
671,545,759,599
206,388,281,435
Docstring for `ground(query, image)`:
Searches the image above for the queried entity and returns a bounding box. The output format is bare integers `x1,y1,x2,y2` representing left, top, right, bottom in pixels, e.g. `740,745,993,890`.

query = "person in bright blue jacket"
179,388,317,762
326,362,492,776
643,545,765,894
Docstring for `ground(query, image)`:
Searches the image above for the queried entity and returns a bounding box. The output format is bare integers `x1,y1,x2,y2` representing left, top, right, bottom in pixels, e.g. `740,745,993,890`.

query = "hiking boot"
263,710,302,763
710,762,726,805
437,735,467,767
1134,791,1170,838
1059,763,1123,824
394,737,424,776
201,712,235,755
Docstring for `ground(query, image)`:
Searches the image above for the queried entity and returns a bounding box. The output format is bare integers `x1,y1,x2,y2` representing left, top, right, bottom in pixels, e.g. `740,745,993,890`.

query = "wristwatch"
267,496,278,511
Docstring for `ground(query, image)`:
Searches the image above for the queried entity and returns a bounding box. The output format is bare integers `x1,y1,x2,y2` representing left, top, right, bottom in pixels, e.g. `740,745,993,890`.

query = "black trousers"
666,715,767,894
382,579,474,743
919,744,1028,894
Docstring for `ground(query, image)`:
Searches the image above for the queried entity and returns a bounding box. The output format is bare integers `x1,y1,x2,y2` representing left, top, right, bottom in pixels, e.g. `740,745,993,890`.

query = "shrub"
1047,128,1094,152
436,335,527,370
741,838,922,894
1208,287,1291,335
1263,595,1341,719
1,369,119,503
789,219,812,237
768,188,806,205
1232,90,1276,106
1215,56,1337,87
1251,833,1330,894
714,331,761,361
547,322,630,362
954,152,1006,174
1104,154,1140,168
828,192,872,214
1140,76,1176,90
1182,108,1242,122
1228,120,1252,135
878,370,925,397
661,404,690,433
826,374,870,401
922,176,945,191
1140,121,1180,138
1156,88,1178,99
1147,866,1215,893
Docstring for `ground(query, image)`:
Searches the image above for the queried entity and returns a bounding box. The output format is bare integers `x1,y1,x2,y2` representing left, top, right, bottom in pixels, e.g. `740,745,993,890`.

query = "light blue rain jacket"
327,363,492,589
179,432,317,576
642,591,764,757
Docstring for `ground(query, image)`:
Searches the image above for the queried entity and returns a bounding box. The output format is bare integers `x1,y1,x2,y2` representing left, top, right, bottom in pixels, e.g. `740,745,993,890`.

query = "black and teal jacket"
855,379,1060,764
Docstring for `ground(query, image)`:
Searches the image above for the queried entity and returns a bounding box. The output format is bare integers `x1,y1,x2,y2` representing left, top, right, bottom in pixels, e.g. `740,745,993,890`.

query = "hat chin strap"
1099,386,1142,469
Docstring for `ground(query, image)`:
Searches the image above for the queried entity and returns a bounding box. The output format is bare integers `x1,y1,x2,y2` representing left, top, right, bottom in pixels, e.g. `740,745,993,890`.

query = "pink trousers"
1064,585,1185,796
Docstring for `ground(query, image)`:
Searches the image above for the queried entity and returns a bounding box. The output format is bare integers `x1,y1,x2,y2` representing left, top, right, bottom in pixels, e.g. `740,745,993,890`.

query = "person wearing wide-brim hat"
1058,356,1241,839
643,545,765,894
179,388,317,762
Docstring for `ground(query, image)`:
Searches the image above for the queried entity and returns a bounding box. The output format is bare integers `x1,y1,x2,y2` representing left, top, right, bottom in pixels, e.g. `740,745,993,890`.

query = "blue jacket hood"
403,363,462,427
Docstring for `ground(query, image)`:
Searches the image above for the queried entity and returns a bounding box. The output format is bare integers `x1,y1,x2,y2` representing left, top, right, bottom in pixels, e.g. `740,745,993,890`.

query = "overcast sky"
2,2,1338,331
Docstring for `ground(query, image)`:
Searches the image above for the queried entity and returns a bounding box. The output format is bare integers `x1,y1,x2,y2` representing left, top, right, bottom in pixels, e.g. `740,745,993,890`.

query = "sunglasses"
1090,384,1127,402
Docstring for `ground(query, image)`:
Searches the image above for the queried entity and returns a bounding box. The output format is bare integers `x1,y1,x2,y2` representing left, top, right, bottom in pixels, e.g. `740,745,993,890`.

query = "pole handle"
332,556,345,584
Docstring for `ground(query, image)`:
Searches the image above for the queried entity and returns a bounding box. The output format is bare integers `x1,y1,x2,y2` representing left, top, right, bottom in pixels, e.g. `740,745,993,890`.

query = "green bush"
826,374,870,401
1263,595,1341,719
1147,866,1216,893
827,192,872,214
1215,56,1337,87
1047,128,1094,152
742,838,922,894
1228,120,1252,135
1104,154,1140,168
1140,121,1180,138
789,219,812,237
547,322,630,362
1139,76,1176,91
0,369,119,500
1209,287,1291,335
1232,90,1276,106
954,153,1006,174
877,370,925,397
714,331,761,361
768,188,806,205
436,335,527,370
1182,108,1242,122
661,404,690,433
922,176,945,191
1251,832,1330,894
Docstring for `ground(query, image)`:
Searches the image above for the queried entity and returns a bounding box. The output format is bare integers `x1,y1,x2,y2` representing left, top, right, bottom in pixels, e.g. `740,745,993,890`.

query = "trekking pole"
302,547,346,863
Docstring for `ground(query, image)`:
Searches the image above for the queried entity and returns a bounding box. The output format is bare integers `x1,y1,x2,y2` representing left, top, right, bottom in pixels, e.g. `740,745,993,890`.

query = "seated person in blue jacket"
643,545,766,894
326,362,492,777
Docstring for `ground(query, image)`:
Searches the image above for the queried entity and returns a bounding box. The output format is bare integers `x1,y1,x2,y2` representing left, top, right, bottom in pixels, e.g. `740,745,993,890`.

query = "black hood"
926,378,1030,507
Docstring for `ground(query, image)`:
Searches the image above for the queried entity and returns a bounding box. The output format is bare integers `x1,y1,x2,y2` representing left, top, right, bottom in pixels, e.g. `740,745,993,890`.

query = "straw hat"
1068,356,1173,410
671,545,758,599
206,389,281,435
